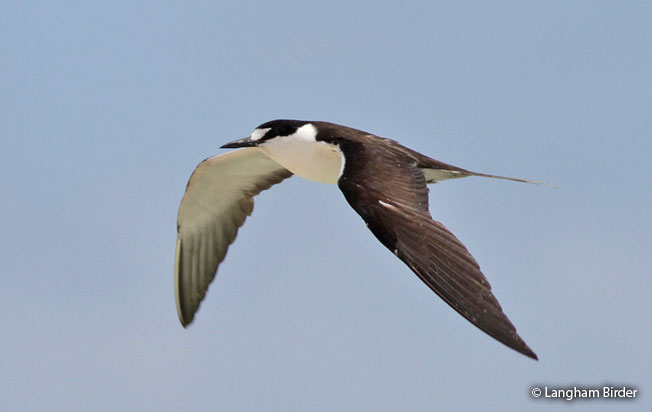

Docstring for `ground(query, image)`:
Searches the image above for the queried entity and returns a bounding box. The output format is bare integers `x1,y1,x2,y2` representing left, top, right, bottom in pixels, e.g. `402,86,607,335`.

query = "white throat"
257,124,344,184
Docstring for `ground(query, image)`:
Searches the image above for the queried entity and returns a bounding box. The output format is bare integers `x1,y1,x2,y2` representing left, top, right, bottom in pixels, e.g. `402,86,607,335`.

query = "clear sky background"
2,1,650,411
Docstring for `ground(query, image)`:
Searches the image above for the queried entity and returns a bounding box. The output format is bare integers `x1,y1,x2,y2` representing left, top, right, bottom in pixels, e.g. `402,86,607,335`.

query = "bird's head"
221,119,312,148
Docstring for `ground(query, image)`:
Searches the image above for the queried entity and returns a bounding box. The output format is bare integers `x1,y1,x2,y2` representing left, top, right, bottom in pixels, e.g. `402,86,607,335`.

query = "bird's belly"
259,139,344,184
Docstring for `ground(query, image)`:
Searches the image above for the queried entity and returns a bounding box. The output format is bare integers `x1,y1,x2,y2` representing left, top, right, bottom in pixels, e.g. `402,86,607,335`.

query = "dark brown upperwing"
337,138,538,359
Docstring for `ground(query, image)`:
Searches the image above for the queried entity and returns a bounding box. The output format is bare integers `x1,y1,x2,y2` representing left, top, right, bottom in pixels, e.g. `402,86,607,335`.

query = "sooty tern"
176,119,543,359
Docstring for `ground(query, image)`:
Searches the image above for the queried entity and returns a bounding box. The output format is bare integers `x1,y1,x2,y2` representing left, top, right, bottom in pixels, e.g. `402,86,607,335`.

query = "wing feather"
175,148,292,326
337,141,537,359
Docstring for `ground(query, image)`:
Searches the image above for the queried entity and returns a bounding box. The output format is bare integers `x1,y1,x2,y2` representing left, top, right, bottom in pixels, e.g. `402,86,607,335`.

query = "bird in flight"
175,119,542,359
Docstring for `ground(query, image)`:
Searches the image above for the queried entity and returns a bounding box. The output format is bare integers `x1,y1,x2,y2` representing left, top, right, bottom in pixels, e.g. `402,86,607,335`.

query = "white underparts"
257,124,344,184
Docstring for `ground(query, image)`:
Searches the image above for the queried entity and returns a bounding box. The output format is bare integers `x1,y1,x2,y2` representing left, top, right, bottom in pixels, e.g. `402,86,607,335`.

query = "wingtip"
177,306,196,328
522,347,539,361
176,297,195,328
512,336,538,360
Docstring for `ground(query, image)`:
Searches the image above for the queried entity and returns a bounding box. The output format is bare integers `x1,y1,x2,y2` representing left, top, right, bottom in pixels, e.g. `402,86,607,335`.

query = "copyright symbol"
531,387,542,398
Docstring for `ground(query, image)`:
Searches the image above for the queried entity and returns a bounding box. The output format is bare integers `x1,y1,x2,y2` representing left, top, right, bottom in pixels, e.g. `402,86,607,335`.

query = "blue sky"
2,1,650,411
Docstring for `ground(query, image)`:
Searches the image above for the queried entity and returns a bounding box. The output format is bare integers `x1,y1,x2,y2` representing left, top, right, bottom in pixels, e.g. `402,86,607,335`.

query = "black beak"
220,136,257,149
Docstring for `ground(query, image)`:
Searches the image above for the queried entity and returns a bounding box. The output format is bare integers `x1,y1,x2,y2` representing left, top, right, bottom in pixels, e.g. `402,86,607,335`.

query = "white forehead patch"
250,127,271,141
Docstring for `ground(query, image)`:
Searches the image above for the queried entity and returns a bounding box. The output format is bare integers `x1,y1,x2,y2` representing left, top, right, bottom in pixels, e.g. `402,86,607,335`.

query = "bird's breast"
259,137,344,184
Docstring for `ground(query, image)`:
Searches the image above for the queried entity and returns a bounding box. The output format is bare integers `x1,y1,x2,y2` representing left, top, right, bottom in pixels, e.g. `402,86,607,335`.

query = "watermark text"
531,386,638,401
